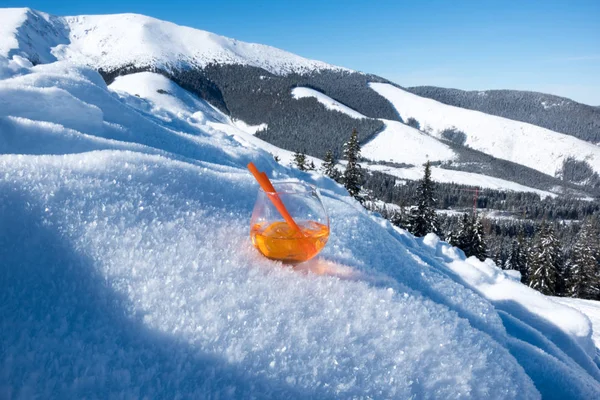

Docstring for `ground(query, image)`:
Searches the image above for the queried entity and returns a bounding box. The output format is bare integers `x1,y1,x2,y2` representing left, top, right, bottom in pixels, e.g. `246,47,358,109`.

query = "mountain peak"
0,8,350,75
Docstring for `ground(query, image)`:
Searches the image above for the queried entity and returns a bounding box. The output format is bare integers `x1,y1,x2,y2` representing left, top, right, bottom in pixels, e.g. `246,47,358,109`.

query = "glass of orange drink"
250,181,330,264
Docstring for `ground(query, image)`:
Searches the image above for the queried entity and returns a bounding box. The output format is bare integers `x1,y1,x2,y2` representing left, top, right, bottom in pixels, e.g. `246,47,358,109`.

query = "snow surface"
231,119,268,135
555,298,600,350
3,57,600,399
370,83,600,178
291,87,366,119
365,164,557,198
363,120,457,165
0,8,348,76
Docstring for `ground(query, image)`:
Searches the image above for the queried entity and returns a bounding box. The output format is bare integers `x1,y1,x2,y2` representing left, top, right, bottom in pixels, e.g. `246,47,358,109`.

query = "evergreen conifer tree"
567,219,600,299
322,150,341,180
506,231,529,284
448,213,486,260
472,216,487,261
343,129,363,199
293,151,307,171
307,160,316,171
528,223,561,296
409,161,438,237
449,213,471,252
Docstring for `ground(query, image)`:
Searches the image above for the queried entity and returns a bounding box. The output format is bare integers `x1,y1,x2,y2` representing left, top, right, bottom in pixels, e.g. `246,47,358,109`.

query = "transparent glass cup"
250,181,330,264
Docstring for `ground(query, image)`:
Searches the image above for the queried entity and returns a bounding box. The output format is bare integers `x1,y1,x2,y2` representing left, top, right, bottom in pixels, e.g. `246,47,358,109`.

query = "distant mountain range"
2,8,599,198
407,86,600,144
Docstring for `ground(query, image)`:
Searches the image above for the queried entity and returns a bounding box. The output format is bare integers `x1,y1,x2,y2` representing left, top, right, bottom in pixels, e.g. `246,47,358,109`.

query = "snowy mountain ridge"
1,7,349,75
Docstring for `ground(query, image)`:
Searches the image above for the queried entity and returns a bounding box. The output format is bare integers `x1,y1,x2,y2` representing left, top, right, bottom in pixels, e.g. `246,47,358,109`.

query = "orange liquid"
251,221,329,263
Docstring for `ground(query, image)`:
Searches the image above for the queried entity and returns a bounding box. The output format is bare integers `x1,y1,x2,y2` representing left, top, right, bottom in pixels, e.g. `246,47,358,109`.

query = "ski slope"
370,83,600,178
290,87,457,165
362,120,457,165
365,164,557,198
3,53,600,398
0,8,348,75
291,87,366,119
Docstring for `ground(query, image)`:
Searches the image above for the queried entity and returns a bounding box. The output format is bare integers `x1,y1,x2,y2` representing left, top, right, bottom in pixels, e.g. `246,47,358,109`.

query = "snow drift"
1,8,600,399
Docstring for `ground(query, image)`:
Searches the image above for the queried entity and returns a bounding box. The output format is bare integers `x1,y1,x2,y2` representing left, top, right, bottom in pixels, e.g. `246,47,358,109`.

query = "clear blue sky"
5,0,600,105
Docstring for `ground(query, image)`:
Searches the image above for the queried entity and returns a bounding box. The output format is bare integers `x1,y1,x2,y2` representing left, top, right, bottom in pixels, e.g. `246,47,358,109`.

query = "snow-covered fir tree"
321,149,341,181
472,217,487,261
506,232,529,284
528,223,561,296
343,129,363,199
307,160,316,171
293,151,307,171
448,213,471,252
448,213,486,260
409,161,438,237
567,219,600,299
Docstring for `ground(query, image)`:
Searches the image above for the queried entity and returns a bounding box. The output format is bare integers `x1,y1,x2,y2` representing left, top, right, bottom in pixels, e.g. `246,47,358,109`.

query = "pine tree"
343,129,363,199
449,213,471,252
528,223,561,296
307,160,316,171
273,155,281,162
506,231,529,284
448,213,486,260
322,149,341,180
567,219,600,299
293,151,307,171
409,161,438,237
472,216,487,261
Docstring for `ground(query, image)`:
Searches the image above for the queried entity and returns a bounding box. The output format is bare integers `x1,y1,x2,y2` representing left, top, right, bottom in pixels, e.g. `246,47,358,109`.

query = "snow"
0,8,348,76
365,163,557,198
555,298,600,350
0,8,68,65
291,87,366,119
541,100,565,110
362,120,457,165
232,119,268,135
0,8,26,57
2,12,600,398
370,83,600,178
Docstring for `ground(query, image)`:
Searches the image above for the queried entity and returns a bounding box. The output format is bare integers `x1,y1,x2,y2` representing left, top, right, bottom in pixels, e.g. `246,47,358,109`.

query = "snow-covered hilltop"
2,8,600,398
370,82,600,178
1,7,349,74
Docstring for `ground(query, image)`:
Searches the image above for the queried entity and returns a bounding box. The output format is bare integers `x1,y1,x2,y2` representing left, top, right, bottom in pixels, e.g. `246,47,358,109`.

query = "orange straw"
247,162,304,235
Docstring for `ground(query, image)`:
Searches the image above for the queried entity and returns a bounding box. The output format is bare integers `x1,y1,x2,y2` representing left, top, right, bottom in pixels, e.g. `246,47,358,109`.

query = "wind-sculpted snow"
1,58,600,399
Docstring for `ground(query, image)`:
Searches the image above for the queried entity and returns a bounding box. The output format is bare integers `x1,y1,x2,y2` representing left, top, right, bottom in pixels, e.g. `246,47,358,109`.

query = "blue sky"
5,0,600,104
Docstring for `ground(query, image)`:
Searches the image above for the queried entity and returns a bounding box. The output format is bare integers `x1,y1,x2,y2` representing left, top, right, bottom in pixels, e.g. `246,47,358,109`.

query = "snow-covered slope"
291,87,367,119
366,164,556,198
291,86,456,165
3,53,600,398
370,83,600,178
0,8,348,75
363,120,457,165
